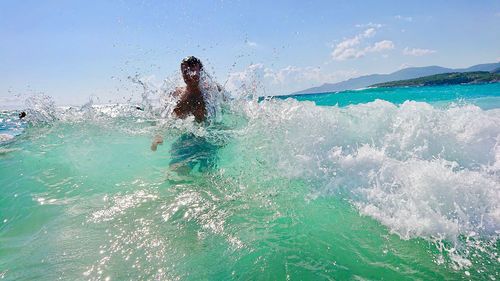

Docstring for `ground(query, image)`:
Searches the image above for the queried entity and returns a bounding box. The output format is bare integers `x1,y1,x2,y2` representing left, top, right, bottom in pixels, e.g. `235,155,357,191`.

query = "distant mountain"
370,71,500,88
455,63,500,72
292,62,500,95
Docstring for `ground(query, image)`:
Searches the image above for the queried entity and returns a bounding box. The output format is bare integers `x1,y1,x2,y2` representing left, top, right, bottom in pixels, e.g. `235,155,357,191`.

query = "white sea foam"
17,86,500,269
234,97,500,267
0,133,14,144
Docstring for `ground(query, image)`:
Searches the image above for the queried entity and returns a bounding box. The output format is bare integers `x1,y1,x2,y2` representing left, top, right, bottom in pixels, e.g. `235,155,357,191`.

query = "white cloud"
337,29,374,49
265,66,356,86
399,63,412,70
225,63,267,98
332,48,365,61
366,40,395,52
225,64,357,96
364,28,376,38
403,47,436,56
0,96,22,103
395,15,413,22
355,22,383,28
331,28,394,61
495,12,500,17
246,40,258,47
331,28,377,60
0,96,24,109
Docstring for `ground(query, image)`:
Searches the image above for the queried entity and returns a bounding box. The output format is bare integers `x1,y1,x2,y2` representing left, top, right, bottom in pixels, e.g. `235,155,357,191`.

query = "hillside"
369,71,500,88
292,62,500,95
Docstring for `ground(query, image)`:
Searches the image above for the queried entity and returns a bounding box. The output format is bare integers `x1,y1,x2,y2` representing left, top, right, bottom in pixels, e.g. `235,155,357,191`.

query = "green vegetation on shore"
370,71,500,88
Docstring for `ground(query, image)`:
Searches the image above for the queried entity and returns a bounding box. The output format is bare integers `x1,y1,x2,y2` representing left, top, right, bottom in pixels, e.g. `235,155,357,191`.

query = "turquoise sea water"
1,83,500,280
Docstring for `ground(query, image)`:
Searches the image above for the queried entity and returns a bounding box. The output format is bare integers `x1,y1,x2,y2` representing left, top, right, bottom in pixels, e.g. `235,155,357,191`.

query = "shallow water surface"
1,83,500,280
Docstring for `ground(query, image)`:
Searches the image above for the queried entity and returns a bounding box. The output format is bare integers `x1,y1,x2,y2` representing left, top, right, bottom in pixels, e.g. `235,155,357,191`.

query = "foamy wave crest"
20,86,232,147
17,88,500,270
24,94,58,125
0,133,14,144
21,94,151,125
236,98,500,267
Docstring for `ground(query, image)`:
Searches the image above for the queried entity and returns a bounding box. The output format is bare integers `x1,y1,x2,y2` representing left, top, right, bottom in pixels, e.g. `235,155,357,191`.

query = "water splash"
128,68,229,122
3,83,500,278
232,97,500,270
24,94,58,125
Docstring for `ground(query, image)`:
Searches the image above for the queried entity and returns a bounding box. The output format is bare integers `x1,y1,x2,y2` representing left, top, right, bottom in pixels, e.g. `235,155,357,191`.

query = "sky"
1,0,500,107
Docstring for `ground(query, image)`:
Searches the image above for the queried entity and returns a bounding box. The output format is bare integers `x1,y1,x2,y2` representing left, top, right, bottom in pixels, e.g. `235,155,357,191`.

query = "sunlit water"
1,83,500,280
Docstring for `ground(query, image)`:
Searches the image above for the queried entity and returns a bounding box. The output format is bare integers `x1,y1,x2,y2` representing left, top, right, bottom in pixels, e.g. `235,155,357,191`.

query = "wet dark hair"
181,56,203,70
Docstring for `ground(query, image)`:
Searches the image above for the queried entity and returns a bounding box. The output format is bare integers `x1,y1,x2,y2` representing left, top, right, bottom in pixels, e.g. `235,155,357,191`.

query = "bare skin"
151,63,206,151
151,135,163,151
172,87,207,123
173,64,208,122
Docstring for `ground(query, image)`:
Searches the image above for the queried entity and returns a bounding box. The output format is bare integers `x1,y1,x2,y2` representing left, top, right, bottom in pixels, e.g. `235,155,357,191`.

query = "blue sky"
1,0,500,106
